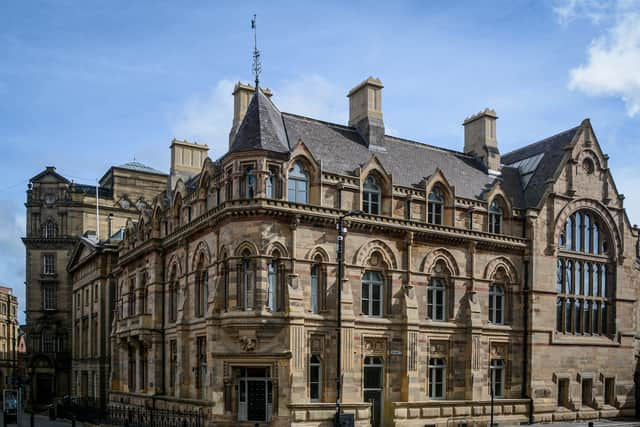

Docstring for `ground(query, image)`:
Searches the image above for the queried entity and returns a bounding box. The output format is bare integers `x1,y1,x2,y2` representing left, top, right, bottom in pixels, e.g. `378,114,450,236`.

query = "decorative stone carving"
239,335,257,352
363,337,386,354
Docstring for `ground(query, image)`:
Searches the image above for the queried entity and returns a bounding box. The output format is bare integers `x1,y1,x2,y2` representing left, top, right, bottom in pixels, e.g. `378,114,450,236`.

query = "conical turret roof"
229,88,290,153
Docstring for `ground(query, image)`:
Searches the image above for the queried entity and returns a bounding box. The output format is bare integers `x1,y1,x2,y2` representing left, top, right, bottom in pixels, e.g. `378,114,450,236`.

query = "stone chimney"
463,108,500,172
169,139,209,190
229,82,272,146
348,77,384,147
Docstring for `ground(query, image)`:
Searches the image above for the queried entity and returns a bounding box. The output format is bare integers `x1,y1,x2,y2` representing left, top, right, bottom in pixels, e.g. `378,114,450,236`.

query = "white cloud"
553,0,613,25
171,79,237,157
170,75,349,157
562,1,640,117
0,200,26,323
275,74,347,125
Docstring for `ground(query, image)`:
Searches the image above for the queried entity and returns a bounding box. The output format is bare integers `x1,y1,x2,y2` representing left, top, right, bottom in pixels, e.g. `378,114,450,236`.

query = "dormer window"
288,162,309,204
488,199,503,234
363,176,381,215
428,187,444,225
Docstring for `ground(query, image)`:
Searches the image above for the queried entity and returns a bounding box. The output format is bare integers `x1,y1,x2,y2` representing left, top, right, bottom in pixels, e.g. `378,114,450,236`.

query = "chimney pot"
463,108,500,172
347,77,384,147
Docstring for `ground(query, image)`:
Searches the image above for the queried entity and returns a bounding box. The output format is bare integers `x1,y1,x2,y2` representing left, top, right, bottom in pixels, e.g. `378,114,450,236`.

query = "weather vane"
251,14,261,89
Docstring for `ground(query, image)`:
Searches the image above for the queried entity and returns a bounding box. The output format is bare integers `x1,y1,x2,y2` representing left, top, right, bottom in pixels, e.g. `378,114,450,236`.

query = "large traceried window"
288,161,309,204
488,199,503,234
428,186,444,225
488,284,505,324
428,358,446,399
427,277,446,321
556,209,613,336
363,176,381,215
361,271,384,317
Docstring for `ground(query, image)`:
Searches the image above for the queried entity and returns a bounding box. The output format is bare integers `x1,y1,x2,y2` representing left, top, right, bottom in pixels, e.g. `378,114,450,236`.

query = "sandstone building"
0,286,19,388
101,77,640,426
23,163,167,404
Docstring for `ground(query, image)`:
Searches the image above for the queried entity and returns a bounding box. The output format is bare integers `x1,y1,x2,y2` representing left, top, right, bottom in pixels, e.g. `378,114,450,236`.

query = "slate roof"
503,126,581,208
229,89,290,153
227,89,585,210
117,161,166,175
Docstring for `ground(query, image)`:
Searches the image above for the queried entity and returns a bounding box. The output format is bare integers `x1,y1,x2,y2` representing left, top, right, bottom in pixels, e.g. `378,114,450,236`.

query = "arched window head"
428,186,445,225
488,284,505,324
363,175,381,215
288,161,309,204
582,157,595,175
488,199,503,234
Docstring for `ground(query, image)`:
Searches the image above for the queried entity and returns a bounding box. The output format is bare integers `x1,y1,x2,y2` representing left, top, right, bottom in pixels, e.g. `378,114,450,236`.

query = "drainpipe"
161,256,166,396
523,259,532,424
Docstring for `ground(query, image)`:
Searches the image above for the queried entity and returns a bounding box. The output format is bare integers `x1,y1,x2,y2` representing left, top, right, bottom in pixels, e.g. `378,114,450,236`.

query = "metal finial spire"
251,14,261,90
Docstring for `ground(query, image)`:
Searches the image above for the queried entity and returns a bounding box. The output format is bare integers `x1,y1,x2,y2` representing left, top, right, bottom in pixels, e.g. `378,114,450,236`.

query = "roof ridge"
503,124,581,161
282,112,475,158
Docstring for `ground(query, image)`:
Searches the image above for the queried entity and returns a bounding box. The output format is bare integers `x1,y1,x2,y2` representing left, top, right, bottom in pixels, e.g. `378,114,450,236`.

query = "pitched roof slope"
283,113,505,202
117,161,166,175
229,89,290,153
503,125,580,208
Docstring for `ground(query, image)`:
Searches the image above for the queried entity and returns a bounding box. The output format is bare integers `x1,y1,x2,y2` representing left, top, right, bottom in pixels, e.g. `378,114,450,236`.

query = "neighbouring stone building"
0,286,19,387
23,163,167,405
101,76,640,426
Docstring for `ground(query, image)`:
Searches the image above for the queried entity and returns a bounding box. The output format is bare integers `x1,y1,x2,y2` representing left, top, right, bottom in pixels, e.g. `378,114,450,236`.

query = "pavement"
0,409,85,427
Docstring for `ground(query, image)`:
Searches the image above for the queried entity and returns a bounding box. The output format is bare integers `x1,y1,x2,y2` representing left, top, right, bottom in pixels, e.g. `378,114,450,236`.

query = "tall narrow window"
309,355,321,401
169,267,178,322
427,277,446,321
44,221,56,238
490,359,505,398
128,346,136,392
242,166,255,199
363,176,381,215
237,251,254,311
310,263,320,314
43,254,55,275
128,278,136,318
428,187,444,225
288,161,309,204
267,259,278,311
169,340,177,390
195,255,208,318
43,286,56,310
488,199,503,234
428,358,446,399
488,284,504,324
361,271,383,317
195,336,207,392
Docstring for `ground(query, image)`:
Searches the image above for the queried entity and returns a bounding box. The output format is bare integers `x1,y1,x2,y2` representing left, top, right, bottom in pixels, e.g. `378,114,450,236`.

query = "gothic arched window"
288,161,309,204
363,176,381,215
488,284,504,324
556,209,613,336
488,199,503,234
168,266,178,322
361,271,384,317
428,187,444,225
195,254,208,317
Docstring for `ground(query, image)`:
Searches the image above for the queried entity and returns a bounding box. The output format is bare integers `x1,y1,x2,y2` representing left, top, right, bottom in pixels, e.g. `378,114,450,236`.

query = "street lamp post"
335,210,362,427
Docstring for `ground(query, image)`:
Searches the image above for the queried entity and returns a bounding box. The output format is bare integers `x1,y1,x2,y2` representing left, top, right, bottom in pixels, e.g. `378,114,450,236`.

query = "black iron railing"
59,399,204,427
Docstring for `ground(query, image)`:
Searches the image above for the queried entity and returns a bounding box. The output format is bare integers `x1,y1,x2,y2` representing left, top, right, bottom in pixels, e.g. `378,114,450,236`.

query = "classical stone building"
23,163,167,405
0,286,19,387
68,236,120,408
102,77,640,426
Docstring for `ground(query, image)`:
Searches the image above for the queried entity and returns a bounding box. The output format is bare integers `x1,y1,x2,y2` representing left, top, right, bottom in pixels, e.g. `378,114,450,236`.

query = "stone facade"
0,286,19,388
102,77,640,427
24,163,167,405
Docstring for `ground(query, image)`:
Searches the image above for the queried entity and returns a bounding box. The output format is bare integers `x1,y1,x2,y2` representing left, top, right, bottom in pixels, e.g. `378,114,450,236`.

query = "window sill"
551,332,618,346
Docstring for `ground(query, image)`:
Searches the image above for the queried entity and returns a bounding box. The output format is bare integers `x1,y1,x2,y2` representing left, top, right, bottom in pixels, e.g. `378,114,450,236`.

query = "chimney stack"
229,82,272,146
463,109,500,172
348,77,384,147
169,139,209,190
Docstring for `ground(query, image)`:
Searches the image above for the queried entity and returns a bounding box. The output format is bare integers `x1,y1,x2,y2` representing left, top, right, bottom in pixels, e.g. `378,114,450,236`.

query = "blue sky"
1,0,639,322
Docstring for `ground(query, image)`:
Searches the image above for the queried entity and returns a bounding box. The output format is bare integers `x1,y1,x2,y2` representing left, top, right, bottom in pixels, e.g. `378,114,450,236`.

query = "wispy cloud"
552,0,613,25
558,0,640,117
